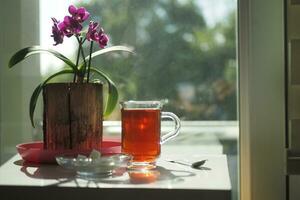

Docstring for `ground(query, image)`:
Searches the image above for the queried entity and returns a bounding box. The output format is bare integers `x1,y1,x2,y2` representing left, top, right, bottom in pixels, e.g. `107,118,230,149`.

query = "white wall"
0,0,41,163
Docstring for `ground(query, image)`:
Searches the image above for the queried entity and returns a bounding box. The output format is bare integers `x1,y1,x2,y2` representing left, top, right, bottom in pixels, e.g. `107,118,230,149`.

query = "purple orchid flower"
50,5,108,48
58,16,82,37
51,18,64,46
86,21,109,48
86,21,99,41
98,33,109,48
68,5,90,23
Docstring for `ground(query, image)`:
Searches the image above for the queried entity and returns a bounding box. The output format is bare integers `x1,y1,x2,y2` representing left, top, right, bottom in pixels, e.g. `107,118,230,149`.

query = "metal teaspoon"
166,159,207,169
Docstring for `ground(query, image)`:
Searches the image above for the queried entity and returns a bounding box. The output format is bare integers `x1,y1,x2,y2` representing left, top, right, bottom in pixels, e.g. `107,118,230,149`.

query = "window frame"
239,0,286,199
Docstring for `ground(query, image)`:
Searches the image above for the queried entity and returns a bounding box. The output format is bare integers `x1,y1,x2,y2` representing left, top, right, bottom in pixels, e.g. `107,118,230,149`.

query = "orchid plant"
8,5,134,127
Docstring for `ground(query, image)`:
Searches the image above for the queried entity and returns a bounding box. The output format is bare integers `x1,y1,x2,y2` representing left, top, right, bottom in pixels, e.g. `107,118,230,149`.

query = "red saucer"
17,138,121,164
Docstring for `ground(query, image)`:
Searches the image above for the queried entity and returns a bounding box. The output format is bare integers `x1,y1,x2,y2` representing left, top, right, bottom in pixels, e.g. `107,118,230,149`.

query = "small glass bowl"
56,154,131,178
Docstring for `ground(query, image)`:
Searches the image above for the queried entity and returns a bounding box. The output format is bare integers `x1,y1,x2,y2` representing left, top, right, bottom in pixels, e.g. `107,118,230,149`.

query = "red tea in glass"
120,101,181,169
122,109,161,163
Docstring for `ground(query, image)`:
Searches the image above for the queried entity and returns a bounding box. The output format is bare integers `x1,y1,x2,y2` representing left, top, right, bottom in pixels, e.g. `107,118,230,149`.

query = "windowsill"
1,121,238,164
104,121,238,139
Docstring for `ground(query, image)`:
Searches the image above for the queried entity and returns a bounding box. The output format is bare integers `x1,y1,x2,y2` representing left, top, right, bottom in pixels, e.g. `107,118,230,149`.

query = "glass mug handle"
160,112,181,144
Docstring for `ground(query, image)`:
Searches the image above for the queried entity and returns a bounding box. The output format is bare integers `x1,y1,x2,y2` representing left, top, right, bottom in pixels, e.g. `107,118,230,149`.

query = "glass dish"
56,153,131,178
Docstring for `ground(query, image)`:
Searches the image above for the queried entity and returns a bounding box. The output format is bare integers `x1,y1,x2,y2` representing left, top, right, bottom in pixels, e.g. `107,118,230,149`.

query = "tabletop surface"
0,152,231,200
0,154,230,189
0,126,233,200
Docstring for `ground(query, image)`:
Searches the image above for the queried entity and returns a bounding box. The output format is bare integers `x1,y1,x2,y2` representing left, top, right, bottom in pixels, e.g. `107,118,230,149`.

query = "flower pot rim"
44,82,103,86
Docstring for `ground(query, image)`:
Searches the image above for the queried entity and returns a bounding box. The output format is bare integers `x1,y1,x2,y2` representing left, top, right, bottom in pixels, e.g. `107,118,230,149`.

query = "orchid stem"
80,46,87,82
76,36,87,82
73,37,82,83
87,41,94,83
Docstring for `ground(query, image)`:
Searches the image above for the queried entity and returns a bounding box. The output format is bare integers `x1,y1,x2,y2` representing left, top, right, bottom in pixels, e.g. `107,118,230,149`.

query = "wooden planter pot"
43,83,103,151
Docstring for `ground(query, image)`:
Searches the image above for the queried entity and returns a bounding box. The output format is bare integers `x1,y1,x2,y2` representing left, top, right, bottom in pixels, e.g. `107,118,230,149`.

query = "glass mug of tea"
120,101,181,169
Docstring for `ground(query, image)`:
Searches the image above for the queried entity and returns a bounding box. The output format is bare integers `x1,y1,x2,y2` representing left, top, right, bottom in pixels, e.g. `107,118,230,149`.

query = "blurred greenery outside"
47,0,237,121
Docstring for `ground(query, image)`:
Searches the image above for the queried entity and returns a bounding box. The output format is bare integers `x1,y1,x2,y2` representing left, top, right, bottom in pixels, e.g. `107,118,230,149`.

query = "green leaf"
29,69,75,127
79,45,135,70
90,67,119,117
8,46,77,72
88,45,135,60
29,84,43,127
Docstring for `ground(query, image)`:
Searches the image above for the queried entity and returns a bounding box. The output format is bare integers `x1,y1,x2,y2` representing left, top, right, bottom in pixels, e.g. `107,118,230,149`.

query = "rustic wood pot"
42,83,103,151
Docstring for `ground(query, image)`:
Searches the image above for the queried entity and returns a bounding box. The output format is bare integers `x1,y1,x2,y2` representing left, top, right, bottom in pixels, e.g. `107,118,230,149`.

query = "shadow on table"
14,159,79,186
83,166,196,185
14,159,196,186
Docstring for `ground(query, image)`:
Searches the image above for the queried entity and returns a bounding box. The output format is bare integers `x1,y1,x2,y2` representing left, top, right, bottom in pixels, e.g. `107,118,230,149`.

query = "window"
40,1,239,200
40,0,237,121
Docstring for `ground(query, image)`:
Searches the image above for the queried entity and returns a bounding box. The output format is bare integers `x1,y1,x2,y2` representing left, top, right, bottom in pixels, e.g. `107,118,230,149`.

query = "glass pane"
41,0,237,121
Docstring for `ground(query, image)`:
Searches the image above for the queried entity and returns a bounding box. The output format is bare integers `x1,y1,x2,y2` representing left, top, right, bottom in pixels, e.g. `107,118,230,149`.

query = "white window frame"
239,0,286,199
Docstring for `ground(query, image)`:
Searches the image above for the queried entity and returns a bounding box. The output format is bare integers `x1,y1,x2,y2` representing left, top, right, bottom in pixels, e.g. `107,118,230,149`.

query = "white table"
0,153,231,200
